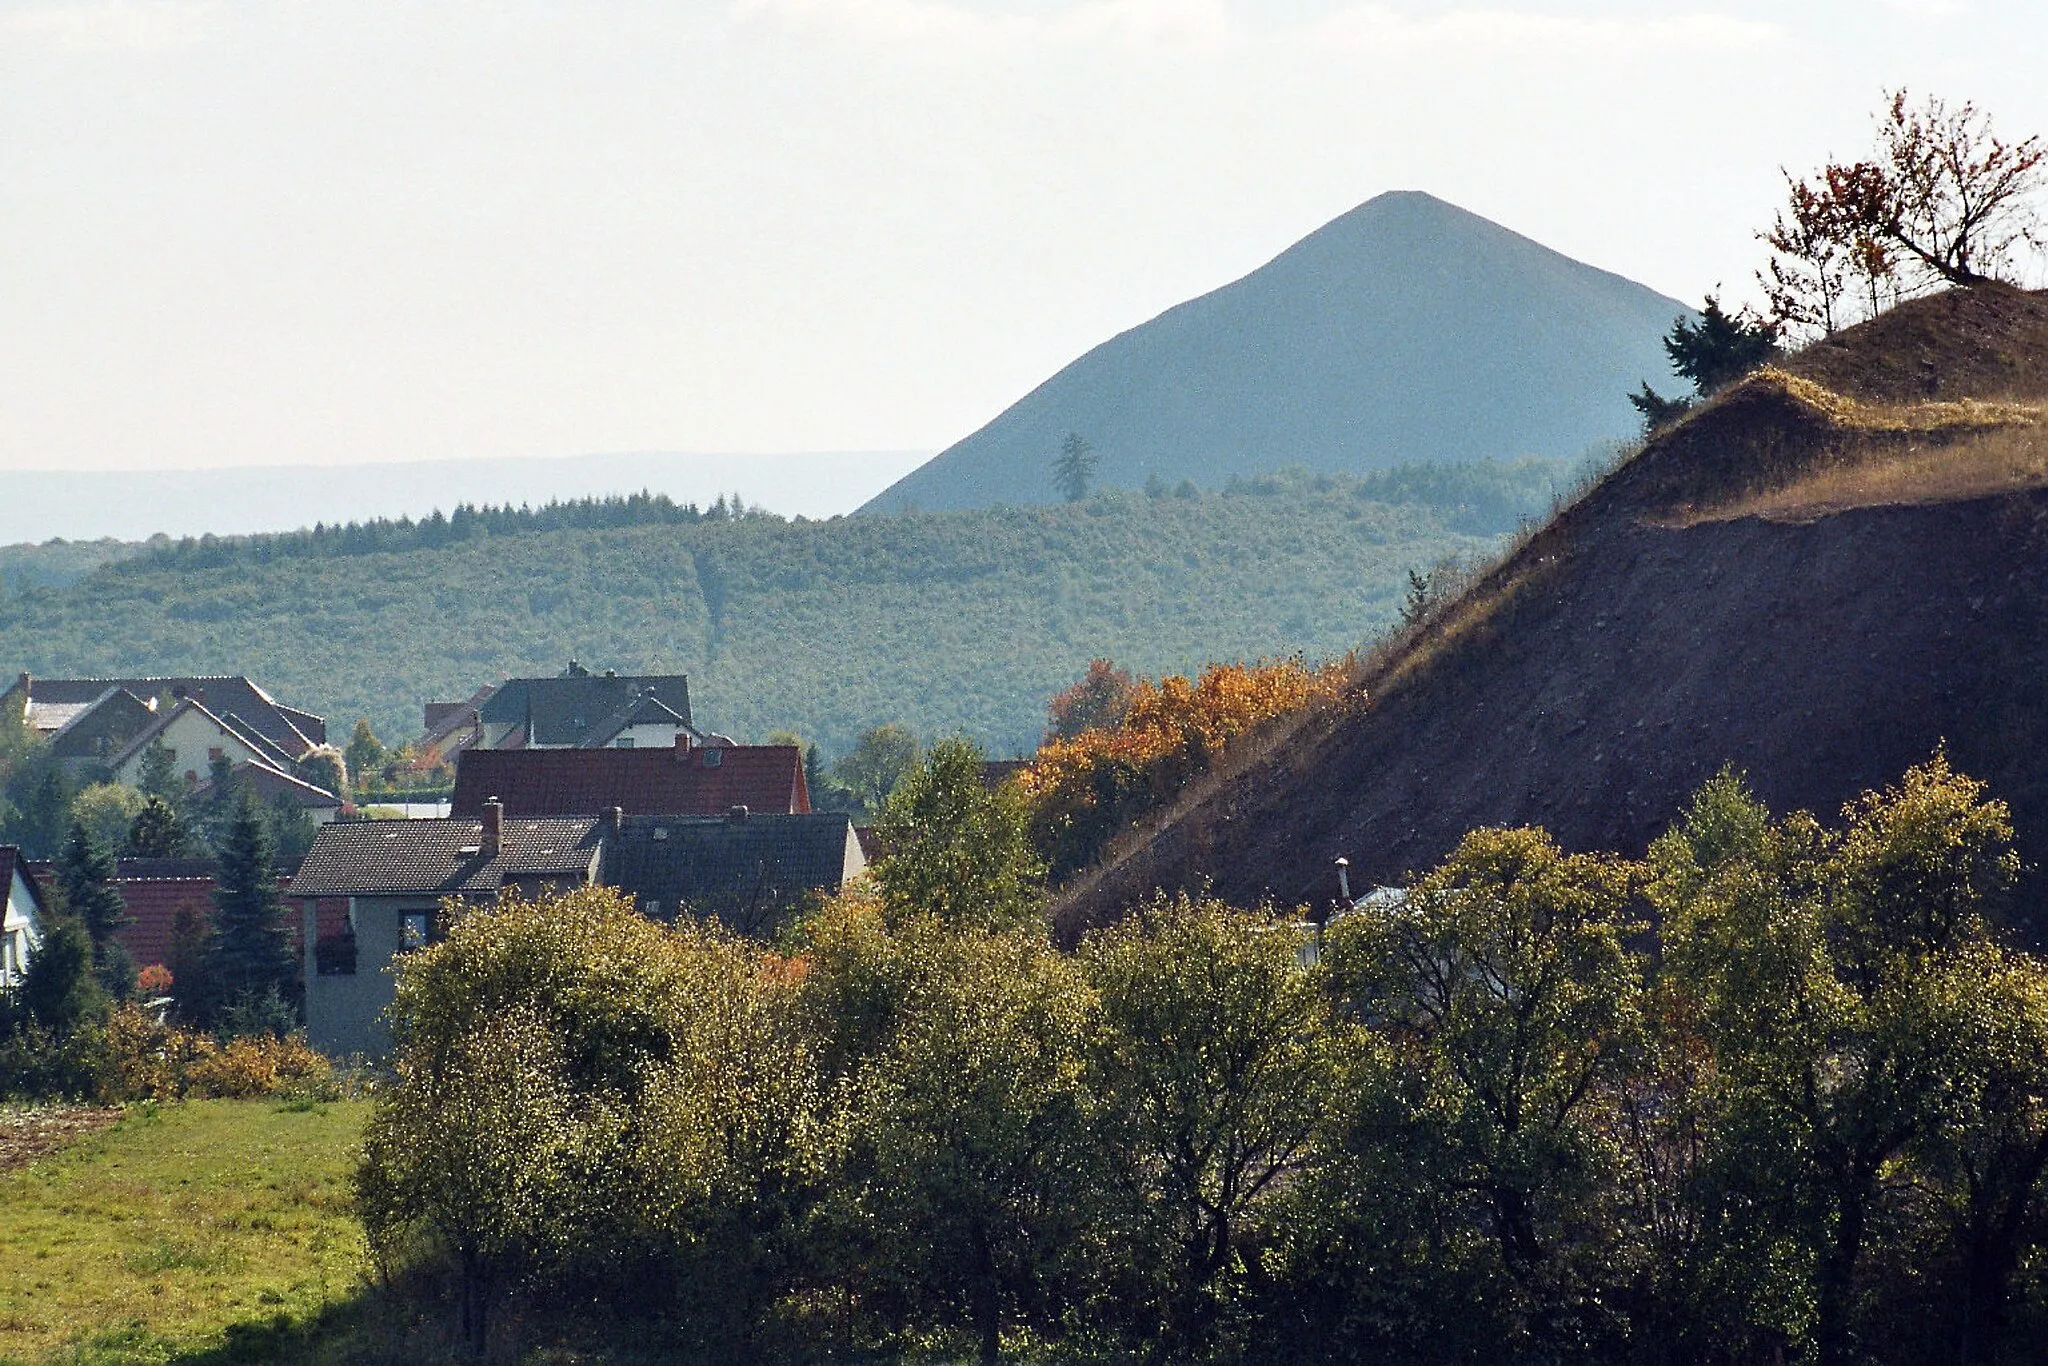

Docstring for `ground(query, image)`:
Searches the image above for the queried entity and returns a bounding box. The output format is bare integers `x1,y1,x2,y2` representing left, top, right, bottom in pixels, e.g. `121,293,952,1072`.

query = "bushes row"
0,1006,333,1103
361,753,2048,1364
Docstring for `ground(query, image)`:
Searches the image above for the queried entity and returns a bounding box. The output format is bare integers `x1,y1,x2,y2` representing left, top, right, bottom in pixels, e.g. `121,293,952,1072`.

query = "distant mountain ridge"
863,191,1688,512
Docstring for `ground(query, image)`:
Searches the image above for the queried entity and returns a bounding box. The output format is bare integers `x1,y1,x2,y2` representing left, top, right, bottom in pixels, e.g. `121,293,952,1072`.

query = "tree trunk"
1815,1183,1868,1366
458,1247,489,1358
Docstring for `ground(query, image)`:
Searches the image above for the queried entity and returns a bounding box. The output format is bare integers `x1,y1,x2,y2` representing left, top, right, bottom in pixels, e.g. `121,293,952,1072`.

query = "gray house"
288,802,864,1057
469,664,700,750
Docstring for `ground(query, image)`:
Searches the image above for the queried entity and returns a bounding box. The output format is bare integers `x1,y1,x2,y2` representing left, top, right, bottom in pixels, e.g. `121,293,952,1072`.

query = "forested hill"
0,461,1563,759
863,192,1686,512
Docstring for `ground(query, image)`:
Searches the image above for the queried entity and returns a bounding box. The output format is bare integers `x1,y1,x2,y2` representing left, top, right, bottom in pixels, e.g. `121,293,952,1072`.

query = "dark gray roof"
602,812,862,933
7,675,321,757
579,694,690,748
288,818,603,897
478,673,694,747
47,688,158,762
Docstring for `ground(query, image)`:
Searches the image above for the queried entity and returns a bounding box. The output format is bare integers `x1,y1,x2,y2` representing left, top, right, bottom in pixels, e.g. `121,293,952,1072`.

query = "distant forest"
0,460,1568,758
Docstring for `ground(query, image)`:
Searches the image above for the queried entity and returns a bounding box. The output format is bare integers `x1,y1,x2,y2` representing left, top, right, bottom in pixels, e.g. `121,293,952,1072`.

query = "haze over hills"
1054,286,2048,941
862,191,1690,513
0,449,930,547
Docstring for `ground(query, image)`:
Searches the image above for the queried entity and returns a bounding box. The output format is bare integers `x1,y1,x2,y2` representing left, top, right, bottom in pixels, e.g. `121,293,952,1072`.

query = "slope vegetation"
1055,287,2048,938
0,464,1558,760
863,192,1686,511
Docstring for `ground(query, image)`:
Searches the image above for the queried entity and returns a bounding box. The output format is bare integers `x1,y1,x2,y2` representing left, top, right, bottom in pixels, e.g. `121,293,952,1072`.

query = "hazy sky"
4,0,2043,475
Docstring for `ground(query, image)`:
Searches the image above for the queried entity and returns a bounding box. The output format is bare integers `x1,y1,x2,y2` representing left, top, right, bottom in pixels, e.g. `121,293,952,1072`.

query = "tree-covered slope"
862,192,1686,512
0,464,1561,759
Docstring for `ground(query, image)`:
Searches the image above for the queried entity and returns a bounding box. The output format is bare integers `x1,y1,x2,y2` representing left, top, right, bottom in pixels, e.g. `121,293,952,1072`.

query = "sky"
3,0,2044,493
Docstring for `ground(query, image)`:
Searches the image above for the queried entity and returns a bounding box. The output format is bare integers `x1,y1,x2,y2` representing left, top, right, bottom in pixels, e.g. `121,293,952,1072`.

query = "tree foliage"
327,754,2048,1363
1018,658,1346,881
872,738,1044,933
1051,432,1098,503
56,819,134,1001
1761,90,2047,337
205,790,298,1029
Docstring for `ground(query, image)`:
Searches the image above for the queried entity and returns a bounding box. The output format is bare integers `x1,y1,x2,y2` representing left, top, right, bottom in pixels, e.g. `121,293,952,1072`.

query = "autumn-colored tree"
1018,659,1345,880
1761,91,2046,337
1044,658,1135,743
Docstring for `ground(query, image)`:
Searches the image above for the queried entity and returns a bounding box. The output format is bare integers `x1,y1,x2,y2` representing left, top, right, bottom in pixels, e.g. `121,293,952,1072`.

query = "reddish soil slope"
1056,289,2048,940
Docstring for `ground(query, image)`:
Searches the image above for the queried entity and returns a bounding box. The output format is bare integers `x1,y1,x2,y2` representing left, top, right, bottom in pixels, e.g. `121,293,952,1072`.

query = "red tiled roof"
24,859,304,971
451,745,810,820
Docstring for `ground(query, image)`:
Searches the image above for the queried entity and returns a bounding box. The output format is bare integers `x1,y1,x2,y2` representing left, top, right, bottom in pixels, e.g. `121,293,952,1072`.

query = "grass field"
0,1100,370,1366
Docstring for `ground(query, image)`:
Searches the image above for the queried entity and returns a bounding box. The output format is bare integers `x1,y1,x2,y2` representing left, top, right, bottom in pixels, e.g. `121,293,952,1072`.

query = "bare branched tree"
1759,91,2046,339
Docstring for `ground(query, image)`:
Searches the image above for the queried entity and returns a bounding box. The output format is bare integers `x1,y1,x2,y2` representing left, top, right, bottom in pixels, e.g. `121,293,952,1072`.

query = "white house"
0,848,48,990
106,697,296,789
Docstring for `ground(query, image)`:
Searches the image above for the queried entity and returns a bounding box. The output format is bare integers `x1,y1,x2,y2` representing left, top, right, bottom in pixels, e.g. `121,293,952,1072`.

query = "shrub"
1018,659,1346,880
98,1005,331,1101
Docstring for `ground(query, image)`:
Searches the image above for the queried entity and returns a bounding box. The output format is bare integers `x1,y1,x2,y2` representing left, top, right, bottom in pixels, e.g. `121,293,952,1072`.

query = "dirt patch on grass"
0,1106,123,1173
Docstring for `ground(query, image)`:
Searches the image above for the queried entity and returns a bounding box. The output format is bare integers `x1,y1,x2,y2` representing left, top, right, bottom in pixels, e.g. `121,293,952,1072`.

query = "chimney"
1335,856,1352,905
606,805,624,835
481,798,504,857
727,804,749,822
674,731,691,760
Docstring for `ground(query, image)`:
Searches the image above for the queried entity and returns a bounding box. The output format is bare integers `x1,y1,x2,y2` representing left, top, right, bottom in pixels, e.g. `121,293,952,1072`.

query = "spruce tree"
18,915,105,1034
123,795,190,858
136,738,182,803
56,819,135,1000
208,788,299,1030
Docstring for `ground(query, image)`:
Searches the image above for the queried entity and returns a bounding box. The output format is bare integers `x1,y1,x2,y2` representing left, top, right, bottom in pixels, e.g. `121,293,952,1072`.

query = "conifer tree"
18,914,105,1035
123,795,190,858
136,738,182,804
56,819,135,1000
207,789,299,1028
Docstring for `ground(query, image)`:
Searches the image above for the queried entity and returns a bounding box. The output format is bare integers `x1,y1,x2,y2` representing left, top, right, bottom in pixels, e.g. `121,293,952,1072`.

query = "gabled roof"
4,675,321,757
104,696,267,775
478,673,694,748
418,685,498,751
47,688,159,762
451,745,810,820
194,760,343,811
1,846,50,921
288,818,605,897
579,694,690,748
602,812,864,929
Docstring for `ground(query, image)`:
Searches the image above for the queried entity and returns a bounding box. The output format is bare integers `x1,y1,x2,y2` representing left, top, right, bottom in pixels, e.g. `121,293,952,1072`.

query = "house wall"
302,893,438,1059
607,722,686,749
1,870,42,989
112,709,268,788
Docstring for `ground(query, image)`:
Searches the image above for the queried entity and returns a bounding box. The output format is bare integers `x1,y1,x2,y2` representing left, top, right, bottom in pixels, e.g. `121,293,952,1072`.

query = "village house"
287,801,864,1056
20,857,309,982
4,674,342,820
449,738,810,819
0,847,48,990
4,674,327,758
439,662,701,752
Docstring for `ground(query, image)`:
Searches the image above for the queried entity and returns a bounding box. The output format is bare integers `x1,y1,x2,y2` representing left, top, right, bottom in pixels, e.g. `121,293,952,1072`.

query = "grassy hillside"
0,462,1563,758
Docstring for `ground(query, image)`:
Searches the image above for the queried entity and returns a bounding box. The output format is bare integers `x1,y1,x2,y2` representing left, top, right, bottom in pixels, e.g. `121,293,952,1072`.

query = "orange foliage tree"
1018,658,1346,881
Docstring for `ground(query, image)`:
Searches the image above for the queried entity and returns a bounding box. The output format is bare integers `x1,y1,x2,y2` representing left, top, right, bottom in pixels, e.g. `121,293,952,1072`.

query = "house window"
703,748,723,769
615,737,635,748
644,900,661,917
315,932,358,976
400,911,432,952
